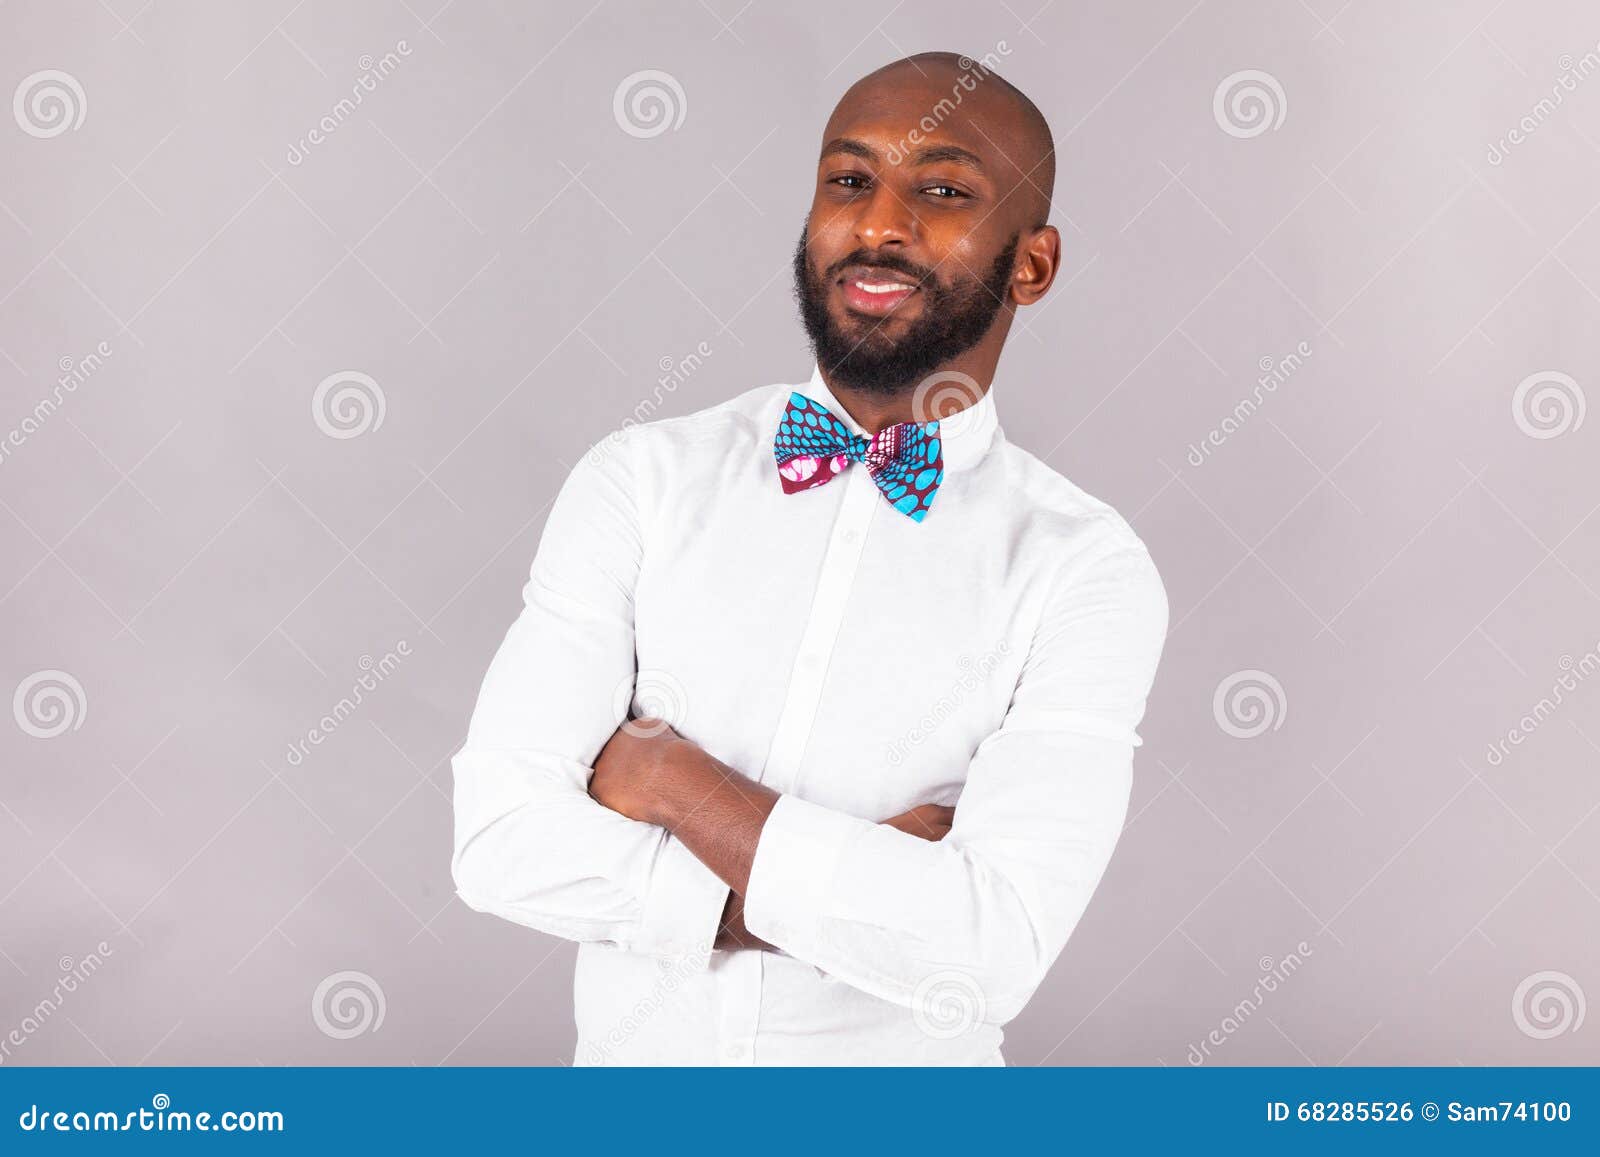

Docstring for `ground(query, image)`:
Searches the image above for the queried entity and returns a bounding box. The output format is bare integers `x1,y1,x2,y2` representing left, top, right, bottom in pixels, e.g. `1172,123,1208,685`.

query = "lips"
837,266,921,317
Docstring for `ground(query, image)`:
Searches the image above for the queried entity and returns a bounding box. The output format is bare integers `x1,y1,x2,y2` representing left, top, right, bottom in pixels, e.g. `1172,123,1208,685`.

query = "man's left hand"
589,717,684,825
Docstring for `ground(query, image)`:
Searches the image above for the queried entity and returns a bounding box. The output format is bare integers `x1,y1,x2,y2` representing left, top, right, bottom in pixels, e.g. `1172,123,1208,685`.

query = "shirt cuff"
633,836,728,970
743,794,865,959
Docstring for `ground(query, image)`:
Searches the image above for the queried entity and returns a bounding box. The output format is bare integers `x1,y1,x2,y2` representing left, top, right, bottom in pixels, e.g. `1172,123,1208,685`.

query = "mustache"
822,248,934,285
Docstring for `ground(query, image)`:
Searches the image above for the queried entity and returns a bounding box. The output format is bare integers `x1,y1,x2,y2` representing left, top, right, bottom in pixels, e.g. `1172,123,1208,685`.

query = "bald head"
829,51,1055,228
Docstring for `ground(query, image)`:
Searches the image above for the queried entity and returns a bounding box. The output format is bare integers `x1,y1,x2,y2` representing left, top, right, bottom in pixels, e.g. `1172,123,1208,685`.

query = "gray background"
2,0,1597,1066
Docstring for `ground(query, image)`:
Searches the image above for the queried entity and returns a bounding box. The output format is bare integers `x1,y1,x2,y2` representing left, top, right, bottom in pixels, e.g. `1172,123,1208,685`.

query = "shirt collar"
801,364,1000,471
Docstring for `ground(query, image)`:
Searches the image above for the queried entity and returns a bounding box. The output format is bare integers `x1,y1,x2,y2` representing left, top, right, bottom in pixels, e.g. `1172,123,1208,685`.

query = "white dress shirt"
450,365,1168,1065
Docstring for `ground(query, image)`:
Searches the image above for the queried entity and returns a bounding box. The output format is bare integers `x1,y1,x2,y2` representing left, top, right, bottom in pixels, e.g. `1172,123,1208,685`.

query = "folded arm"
590,541,1168,1025
449,434,730,957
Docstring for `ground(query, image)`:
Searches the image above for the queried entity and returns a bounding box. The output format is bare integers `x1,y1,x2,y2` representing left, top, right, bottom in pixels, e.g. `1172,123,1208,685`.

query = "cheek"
809,192,854,226
937,232,985,270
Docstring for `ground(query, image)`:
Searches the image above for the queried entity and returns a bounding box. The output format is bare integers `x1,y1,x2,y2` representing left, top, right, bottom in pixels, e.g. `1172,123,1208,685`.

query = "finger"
908,804,955,829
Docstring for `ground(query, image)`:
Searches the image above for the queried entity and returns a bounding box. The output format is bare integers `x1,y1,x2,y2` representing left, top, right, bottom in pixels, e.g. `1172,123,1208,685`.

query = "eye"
922,184,967,199
829,173,870,191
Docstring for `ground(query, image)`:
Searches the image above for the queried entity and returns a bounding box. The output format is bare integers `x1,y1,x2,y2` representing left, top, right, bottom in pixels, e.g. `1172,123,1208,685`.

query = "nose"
854,184,914,250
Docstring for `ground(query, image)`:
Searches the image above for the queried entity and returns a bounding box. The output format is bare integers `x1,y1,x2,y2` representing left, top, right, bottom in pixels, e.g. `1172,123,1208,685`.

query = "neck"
818,350,999,434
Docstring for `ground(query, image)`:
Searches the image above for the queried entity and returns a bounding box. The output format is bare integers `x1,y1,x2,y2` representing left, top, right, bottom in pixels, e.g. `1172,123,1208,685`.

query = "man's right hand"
880,802,955,842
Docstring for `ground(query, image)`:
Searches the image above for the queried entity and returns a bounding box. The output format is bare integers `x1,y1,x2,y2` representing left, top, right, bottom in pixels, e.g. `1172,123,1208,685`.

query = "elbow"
896,925,1046,1034
925,836,1121,1026
449,836,505,917
899,868,1055,1029
448,818,565,921
447,748,569,919
950,911,1052,1028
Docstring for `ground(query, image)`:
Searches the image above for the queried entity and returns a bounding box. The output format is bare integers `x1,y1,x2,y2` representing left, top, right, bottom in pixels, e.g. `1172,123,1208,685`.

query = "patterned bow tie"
773,392,943,522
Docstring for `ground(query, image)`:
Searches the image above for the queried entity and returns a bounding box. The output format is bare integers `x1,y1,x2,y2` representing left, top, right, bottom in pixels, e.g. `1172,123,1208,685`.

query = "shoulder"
993,439,1159,576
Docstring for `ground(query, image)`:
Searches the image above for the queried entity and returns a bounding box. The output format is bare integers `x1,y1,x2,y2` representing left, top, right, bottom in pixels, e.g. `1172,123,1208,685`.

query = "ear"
1010,225,1060,307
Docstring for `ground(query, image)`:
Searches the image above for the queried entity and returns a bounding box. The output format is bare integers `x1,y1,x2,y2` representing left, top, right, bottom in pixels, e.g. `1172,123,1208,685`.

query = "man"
451,52,1168,1065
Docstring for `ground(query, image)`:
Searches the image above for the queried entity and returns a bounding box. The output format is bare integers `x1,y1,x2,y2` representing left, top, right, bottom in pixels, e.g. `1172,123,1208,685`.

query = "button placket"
758,465,877,794
721,465,875,1064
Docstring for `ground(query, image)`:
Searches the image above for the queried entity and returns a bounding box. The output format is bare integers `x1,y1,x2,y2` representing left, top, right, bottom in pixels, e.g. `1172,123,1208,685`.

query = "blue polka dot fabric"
773,392,943,522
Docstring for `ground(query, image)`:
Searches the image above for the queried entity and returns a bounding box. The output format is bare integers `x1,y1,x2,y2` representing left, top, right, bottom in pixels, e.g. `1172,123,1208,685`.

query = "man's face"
793,78,1029,396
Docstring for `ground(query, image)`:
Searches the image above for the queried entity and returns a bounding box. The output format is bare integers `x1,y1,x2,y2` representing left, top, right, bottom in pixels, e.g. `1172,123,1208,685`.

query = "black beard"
793,224,1018,397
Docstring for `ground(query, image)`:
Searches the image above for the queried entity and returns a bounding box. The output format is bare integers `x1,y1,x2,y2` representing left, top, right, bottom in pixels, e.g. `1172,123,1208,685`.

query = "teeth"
854,280,913,294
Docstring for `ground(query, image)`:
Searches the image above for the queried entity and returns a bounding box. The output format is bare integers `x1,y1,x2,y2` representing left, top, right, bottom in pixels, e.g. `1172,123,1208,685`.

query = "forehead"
820,67,1029,170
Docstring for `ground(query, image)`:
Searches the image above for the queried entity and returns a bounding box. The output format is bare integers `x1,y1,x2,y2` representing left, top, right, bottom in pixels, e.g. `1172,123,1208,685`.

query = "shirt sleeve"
449,430,730,962
741,539,1169,1025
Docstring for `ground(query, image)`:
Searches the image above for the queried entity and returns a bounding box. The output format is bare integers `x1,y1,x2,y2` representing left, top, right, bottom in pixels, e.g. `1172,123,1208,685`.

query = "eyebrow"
906,144,986,172
819,137,878,163
819,137,988,175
